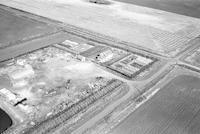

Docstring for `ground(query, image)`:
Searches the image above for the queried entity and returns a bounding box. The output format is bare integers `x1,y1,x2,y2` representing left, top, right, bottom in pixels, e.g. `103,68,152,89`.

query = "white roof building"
136,56,152,65
0,88,17,102
62,40,79,46
98,49,114,63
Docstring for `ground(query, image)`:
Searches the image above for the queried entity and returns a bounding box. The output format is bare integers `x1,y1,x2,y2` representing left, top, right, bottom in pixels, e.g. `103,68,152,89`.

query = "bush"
88,0,111,5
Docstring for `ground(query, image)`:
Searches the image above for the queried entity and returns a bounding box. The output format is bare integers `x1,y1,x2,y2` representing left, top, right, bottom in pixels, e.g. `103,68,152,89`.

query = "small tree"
89,0,111,5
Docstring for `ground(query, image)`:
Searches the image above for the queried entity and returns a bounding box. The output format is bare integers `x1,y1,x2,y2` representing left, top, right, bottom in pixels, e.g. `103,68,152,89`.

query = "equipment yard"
0,44,130,134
